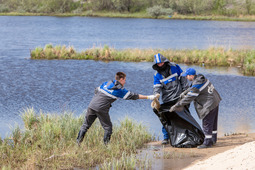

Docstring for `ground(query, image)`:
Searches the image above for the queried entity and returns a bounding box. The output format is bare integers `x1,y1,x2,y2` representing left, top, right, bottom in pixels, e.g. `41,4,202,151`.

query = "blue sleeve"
153,74,161,86
192,83,204,89
153,73,162,94
112,88,129,98
176,64,183,76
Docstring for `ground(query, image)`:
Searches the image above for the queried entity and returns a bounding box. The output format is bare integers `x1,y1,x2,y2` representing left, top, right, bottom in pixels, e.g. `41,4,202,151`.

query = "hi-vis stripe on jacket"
153,64,189,103
152,53,189,103
175,74,221,119
88,80,139,114
99,80,131,99
153,64,182,87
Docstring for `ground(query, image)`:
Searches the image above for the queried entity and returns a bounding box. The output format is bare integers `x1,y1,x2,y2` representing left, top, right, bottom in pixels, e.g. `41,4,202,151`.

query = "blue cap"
182,68,196,76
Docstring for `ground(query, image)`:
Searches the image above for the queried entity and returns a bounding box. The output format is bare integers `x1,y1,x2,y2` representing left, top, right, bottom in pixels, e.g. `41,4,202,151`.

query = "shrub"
0,4,10,12
174,0,213,14
146,5,173,18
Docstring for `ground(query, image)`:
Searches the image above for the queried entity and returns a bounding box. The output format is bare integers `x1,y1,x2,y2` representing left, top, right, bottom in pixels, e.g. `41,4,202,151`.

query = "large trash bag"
153,103,204,148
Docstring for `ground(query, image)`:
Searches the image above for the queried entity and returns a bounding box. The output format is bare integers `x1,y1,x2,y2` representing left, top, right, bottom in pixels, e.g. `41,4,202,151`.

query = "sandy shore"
147,133,255,169
184,141,255,170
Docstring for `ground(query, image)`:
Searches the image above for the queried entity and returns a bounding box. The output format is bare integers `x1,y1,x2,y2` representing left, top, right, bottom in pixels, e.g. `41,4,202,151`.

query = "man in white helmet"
152,53,189,144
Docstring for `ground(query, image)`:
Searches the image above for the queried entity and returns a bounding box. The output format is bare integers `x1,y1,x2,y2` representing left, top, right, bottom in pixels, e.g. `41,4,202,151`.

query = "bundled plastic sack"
153,103,204,148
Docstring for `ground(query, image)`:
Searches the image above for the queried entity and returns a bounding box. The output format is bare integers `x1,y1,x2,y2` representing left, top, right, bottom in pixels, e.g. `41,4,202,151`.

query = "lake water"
0,16,255,139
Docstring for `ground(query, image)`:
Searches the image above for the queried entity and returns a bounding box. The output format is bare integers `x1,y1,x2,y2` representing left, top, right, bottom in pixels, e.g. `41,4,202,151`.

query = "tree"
246,0,252,14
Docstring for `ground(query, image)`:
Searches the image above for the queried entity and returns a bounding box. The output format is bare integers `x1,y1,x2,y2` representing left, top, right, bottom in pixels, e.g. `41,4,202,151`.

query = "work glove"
151,93,160,110
180,92,185,99
180,89,189,99
147,95,156,100
169,105,183,112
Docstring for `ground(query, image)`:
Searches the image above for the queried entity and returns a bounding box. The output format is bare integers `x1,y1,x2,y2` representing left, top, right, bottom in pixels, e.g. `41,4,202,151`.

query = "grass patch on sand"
0,108,154,169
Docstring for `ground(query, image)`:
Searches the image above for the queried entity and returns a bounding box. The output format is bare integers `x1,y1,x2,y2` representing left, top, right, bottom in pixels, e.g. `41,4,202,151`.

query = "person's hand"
147,95,156,100
180,92,185,99
170,105,183,112
180,89,189,99
169,105,177,112
151,94,160,110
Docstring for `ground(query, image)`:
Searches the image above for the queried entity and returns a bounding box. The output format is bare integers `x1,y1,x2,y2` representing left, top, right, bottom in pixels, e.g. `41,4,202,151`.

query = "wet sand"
143,133,255,170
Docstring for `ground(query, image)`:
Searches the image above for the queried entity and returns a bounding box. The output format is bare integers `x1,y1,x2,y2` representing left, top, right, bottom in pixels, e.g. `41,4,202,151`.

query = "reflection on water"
0,59,255,139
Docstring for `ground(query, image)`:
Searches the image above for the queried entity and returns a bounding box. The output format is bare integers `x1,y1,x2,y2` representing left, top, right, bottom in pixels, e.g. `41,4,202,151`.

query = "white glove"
147,95,156,100
170,105,183,112
169,105,177,112
180,90,189,99
180,89,189,99
180,92,185,99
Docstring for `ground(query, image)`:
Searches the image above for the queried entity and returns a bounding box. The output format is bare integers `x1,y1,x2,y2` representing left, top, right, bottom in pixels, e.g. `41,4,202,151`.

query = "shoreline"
146,132,255,169
1,12,255,22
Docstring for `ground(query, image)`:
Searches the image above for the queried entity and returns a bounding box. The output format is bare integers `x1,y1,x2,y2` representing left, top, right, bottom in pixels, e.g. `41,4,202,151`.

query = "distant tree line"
0,0,255,16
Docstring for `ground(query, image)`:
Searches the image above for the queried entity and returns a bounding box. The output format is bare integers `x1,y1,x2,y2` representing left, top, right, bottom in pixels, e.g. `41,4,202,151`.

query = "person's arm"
118,88,156,100
176,87,199,107
180,76,189,91
170,86,200,112
176,64,189,91
138,94,156,100
153,73,162,95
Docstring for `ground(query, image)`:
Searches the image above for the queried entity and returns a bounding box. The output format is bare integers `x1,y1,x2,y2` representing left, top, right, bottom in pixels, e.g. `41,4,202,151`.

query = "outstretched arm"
138,94,157,100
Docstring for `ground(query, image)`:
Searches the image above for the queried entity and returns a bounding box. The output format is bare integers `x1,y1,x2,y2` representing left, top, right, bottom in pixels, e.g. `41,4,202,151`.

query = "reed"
1,12,255,22
0,108,154,169
168,14,255,22
30,44,255,76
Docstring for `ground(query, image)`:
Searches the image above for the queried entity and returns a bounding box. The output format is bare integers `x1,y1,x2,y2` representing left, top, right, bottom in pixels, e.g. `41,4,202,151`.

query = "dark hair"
115,72,126,80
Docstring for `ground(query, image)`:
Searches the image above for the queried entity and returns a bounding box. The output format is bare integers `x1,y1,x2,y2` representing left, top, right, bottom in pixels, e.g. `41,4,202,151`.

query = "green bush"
146,5,173,18
174,0,213,14
1,0,255,16
0,4,10,12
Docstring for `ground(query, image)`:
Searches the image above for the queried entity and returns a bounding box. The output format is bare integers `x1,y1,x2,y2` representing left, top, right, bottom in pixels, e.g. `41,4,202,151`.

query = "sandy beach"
147,133,255,169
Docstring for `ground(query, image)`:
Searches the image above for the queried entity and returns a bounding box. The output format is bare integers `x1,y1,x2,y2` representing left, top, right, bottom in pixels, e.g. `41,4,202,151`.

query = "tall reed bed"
0,108,154,169
30,44,255,76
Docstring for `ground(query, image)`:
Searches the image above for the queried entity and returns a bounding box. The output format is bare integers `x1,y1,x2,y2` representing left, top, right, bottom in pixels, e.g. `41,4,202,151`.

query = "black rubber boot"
103,131,112,145
212,134,217,145
161,139,169,145
76,130,86,146
197,139,213,149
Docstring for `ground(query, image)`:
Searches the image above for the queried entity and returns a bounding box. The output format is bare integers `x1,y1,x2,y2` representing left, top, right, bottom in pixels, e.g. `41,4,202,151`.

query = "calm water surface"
0,16,255,138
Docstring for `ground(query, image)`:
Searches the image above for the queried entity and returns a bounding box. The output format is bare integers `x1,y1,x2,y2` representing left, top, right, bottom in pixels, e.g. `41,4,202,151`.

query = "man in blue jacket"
77,72,156,145
170,68,221,148
152,53,189,144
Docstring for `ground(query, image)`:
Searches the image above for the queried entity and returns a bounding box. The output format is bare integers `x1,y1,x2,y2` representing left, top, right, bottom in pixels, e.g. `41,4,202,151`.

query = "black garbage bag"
153,104,204,148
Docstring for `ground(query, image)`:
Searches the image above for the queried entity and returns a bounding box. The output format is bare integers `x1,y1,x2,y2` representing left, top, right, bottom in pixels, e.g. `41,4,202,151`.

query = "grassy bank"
30,44,255,76
1,0,255,22
0,108,154,169
1,11,255,21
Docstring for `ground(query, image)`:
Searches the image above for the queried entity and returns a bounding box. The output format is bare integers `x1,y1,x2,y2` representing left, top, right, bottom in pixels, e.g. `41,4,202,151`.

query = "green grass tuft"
0,108,154,169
